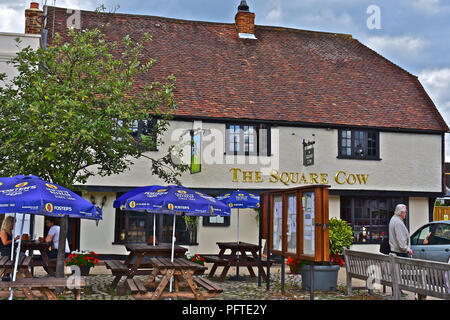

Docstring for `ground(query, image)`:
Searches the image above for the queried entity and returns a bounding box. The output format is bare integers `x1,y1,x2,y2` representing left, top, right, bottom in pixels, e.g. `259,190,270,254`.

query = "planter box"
300,265,340,291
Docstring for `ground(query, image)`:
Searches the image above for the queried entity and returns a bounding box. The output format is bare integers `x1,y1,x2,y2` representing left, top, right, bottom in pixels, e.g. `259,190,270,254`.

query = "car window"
431,224,450,245
411,225,433,245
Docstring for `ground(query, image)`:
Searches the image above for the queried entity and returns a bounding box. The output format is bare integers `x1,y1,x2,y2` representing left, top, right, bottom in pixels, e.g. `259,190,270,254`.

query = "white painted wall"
83,121,443,193
76,119,442,255
0,32,40,81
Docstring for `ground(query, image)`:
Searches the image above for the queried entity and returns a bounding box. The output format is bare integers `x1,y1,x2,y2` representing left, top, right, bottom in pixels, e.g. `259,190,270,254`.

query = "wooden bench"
202,255,229,265
104,260,130,288
0,276,86,300
104,260,128,274
194,277,223,298
344,249,450,300
125,278,148,294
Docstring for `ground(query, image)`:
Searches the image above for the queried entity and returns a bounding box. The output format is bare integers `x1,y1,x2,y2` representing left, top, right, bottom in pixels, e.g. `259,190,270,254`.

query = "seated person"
0,216,20,257
39,217,70,259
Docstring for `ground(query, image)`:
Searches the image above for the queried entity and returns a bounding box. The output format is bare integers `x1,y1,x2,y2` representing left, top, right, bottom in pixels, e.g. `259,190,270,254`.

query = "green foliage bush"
329,217,354,255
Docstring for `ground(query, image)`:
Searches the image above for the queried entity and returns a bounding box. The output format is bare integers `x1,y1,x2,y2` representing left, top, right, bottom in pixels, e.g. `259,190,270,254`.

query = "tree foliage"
0,27,189,277
0,27,188,189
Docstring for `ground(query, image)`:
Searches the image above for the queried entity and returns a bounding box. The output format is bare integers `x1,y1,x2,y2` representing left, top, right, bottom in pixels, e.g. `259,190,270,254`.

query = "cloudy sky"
2,0,450,159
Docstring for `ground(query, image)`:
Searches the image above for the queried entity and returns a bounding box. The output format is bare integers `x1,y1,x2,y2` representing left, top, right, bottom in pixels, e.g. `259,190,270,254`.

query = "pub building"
25,2,448,257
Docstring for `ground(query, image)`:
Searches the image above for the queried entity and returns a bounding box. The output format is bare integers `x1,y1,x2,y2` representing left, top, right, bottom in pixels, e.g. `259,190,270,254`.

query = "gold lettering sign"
230,168,369,186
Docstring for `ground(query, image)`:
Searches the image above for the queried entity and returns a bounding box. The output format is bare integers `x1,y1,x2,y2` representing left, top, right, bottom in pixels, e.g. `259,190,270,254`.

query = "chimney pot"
25,2,43,35
238,0,250,12
235,1,256,39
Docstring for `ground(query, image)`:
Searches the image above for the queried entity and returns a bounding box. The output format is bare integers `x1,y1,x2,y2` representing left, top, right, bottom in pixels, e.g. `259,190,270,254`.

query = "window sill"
336,156,382,161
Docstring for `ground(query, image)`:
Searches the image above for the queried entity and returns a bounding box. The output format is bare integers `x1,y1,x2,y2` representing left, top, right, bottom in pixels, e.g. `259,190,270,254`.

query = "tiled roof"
45,7,449,132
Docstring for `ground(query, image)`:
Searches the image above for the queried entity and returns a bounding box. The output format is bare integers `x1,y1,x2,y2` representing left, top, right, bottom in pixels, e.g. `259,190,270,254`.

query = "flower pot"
300,264,340,291
80,266,91,276
288,265,302,275
70,266,91,276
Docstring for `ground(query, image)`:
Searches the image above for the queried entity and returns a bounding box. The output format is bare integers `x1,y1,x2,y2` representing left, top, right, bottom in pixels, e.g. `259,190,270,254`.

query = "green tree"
0,27,188,277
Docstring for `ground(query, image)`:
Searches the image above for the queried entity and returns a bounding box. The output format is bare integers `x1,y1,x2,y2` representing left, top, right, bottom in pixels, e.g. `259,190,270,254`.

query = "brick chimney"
25,2,43,35
235,1,257,39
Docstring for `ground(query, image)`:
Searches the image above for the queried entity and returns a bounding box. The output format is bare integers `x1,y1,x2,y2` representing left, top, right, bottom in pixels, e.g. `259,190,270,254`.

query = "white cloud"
364,35,427,61
419,68,450,115
411,0,441,14
298,9,354,30
263,0,283,25
0,4,25,33
418,68,450,161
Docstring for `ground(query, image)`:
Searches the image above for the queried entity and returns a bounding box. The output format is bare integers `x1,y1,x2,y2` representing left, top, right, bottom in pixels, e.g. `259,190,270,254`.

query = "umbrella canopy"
114,185,230,217
0,175,101,220
216,190,260,244
113,185,230,292
0,175,102,300
216,191,260,209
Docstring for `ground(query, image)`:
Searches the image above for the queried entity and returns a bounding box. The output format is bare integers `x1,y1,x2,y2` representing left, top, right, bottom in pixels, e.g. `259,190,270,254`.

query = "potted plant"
65,250,99,276
184,253,206,275
300,218,353,291
286,256,309,274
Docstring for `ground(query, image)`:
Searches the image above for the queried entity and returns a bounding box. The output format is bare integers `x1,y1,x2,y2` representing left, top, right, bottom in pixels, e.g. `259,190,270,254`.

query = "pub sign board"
303,139,315,167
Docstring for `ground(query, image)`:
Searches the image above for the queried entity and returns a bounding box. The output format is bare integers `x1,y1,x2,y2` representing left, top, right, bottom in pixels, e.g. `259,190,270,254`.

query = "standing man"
389,204,413,257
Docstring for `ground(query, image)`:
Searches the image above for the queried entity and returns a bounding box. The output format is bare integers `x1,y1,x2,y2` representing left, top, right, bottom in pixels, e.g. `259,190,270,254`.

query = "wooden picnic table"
0,276,86,300
0,255,33,279
19,241,55,276
105,242,188,295
203,242,269,281
131,257,222,300
0,255,86,300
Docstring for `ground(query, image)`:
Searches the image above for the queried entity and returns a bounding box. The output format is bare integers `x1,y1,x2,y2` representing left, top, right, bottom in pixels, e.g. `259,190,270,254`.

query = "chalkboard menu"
263,185,330,263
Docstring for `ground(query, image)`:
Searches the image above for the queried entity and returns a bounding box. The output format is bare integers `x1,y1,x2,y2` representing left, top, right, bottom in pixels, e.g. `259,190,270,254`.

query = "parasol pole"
9,214,25,300
236,208,241,279
153,213,156,246
169,212,177,293
10,214,16,261
237,208,240,244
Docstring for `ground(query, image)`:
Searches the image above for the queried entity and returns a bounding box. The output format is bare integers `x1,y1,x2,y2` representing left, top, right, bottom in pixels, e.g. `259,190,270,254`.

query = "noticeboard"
261,185,330,263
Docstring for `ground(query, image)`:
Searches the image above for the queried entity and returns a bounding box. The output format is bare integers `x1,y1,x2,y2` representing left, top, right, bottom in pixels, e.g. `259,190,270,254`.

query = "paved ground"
22,263,425,300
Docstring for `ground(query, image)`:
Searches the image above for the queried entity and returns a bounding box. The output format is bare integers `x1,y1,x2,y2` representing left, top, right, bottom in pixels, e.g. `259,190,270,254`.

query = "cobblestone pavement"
2,265,419,300
52,268,394,301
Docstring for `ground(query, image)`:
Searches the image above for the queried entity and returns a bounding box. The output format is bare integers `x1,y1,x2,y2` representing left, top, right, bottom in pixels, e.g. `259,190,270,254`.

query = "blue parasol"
216,190,260,243
114,185,230,292
0,175,102,299
0,175,101,219
114,185,230,216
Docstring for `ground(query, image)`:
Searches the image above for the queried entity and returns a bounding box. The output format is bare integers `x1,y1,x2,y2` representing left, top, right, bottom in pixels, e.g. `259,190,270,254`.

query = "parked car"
410,220,450,263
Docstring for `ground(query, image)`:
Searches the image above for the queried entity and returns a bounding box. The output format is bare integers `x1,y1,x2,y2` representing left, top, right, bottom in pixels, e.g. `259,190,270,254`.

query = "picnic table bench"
131,257,222,300
0,255,33,278
0,276,86,300
105,243,188,295
203,242,271,281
